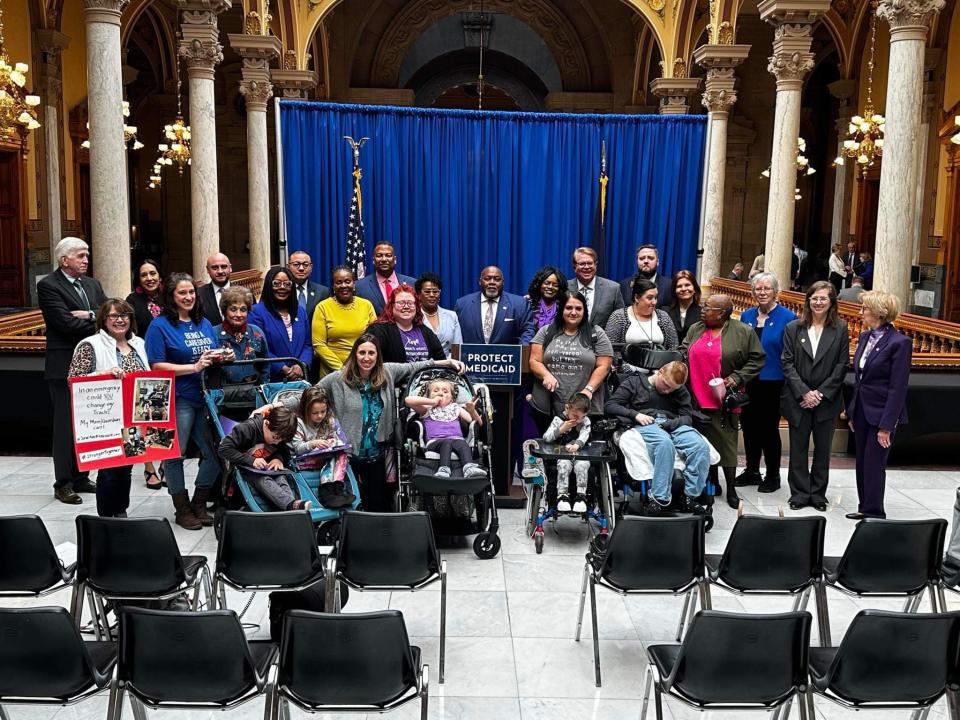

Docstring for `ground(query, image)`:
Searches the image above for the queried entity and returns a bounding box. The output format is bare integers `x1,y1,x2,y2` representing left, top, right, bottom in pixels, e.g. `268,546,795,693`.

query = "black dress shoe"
734,470,762,487
757,479,781,494
788,501,806,510
845,512,865,520
73,478,97,493
54,485,82,505
812,502,827,512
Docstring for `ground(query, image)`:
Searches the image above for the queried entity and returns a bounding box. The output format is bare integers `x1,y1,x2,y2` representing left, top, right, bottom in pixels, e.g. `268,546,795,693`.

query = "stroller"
202,358,361,545
397,367,500,559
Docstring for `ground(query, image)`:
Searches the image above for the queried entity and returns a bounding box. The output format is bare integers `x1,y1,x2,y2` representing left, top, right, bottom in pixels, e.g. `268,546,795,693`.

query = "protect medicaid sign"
460,344,522,386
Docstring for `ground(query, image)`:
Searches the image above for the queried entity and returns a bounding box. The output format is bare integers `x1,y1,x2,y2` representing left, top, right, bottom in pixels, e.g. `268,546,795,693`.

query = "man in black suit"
843,242,863,288
287,250,329,321
37,237,107,504
354,242,416,316
197,252,232,326
619,244,673,308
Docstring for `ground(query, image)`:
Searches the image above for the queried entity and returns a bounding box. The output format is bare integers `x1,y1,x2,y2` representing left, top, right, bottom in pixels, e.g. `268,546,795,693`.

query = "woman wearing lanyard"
366,284,446,363
736,272,797,494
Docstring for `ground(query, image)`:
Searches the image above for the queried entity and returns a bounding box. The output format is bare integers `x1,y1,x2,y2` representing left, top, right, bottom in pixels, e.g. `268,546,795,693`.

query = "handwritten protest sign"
70,371,179,471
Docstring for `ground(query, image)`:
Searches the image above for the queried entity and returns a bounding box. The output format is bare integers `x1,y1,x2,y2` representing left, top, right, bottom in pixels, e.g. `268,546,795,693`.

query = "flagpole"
344,135,370,279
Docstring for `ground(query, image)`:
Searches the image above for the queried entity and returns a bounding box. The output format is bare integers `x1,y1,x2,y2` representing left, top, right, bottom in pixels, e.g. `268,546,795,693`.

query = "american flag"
345,166,366,279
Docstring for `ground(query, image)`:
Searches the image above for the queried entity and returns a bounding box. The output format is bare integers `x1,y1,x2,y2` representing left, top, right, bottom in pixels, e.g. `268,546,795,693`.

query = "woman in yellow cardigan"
312,265,377,376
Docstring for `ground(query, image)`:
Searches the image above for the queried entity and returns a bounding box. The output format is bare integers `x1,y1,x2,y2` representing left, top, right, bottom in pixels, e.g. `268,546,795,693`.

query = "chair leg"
939,585,949,615
640,665,653,720
804,687,816,719
107,667,123,720
0,703,8,720
794,587,811,612
263,664,277,720
589,575,601,687
129,696,147,720
324,557,338,613
280,698,291,720
96,594,113,641
675,590,692,642
779,695,793,720
69,580,84,626
86,587,103,641
947,687,960,720
814,582,831,647
797,689,809,720
201,565,213,610
420,663,429,720
699,578,712,611
653,682,664,720
928,584,939,612
439,559,447,685
575,563,589,642
904,593,923,613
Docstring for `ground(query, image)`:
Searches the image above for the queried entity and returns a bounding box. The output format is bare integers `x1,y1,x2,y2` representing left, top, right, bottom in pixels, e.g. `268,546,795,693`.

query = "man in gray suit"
571,246,623,328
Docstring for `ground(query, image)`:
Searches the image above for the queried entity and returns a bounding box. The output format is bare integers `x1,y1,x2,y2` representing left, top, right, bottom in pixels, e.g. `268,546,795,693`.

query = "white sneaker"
463,463,486,478
572,497,588,513
557,496,572,512
436,466,452,478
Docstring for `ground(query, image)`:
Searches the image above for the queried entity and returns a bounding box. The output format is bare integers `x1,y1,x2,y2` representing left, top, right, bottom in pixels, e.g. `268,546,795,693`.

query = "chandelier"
148,76,191,189
761,136,816,199
834,3,884,176
0,1,41,138
81,101,143,150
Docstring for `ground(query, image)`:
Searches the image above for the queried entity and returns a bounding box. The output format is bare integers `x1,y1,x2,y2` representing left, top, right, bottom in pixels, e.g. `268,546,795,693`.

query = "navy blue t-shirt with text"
145,315,216,403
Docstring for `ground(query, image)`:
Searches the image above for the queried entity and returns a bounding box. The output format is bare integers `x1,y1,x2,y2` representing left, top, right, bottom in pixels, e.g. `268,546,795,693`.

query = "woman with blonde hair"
846,290,912,519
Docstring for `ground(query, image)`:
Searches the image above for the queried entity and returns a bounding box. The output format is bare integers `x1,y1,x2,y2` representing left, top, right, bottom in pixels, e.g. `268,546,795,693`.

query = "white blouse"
625,309,664,345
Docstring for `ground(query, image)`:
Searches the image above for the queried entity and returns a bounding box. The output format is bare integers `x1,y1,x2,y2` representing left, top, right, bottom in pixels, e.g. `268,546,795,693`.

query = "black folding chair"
641,610,813,720
702,514,829,644
820,518,947,642
325,511,447,682
213,510,326,611
0,606,116,719
271,609,428,720
75,516,212,640
575,515,706,687
107,607,276,720
0,514,75,600
808,609,960,719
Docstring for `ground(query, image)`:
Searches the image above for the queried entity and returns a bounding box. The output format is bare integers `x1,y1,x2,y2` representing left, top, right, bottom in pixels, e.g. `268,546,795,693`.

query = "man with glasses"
355,241,415,316
198,252,234,326
286,250,330,321
571,246,623,328
37,237,107,504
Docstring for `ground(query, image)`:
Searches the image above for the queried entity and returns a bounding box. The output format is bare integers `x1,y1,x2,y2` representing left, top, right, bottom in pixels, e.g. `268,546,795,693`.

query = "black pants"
48,380,89,489
786,412,835,505
96,465,132,517
427,438,474,469
829,273,844,293
350,455,391,512
741,379,784,479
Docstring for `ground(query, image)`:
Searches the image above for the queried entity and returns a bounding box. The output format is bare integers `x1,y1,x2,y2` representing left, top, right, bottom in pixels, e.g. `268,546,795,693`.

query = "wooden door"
855,169,880,255
0,150,26,307
944,152,960,323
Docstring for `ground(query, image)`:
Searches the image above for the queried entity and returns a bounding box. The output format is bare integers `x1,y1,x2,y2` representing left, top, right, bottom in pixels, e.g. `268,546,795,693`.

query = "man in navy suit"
38,237,107,504
455,266,535,345
286,250,329,321
354,242,415,316
619,244,673,308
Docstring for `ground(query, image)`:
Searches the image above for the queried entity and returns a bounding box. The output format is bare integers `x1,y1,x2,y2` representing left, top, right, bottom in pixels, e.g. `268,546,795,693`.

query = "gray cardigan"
317,360,434,455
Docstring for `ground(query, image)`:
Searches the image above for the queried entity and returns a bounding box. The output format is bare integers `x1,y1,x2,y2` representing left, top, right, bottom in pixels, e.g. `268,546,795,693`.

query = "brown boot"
172,491,202,531
191,487,214,527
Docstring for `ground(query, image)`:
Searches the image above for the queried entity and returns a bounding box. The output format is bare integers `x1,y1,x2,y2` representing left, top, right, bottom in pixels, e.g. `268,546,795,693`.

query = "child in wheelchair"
404,378,486,479
543,392,593,513
290,386,353,509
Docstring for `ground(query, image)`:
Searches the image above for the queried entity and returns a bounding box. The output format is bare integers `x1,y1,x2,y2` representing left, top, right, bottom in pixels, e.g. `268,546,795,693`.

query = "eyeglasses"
420,288,441,295
272,281,293,289
106,313,132,321
575,261,596,268
289,261,312,269
393,301,416,308
702,306,723,313
809,297,831,304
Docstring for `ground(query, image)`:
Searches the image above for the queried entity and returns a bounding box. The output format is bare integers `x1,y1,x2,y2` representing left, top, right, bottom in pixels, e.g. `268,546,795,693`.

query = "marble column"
649,77,702,115
228,32,281,274
759,0,829,286
873,0,944,300
178,0,231,281
271,69,319,99
912,50,939,264
83,0,131,297
693,44,750,289
828,79,857,249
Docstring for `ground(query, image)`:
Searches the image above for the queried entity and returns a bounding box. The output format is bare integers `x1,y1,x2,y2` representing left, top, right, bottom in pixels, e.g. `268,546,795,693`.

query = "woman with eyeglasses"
146,272,232,530
312,264,377,377
366,283,446,363
780,281,848,511
416,272,461,358
68,298,150,517
250,266,313,382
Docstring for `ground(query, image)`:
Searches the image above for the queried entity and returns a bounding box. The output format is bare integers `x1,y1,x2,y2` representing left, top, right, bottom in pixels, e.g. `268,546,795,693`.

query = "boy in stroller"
542,392,592,513
218,404,312,511
404,378,487,479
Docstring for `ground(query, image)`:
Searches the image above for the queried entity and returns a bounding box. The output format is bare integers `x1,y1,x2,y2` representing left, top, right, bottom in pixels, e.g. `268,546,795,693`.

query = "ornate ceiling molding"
370,0,591,89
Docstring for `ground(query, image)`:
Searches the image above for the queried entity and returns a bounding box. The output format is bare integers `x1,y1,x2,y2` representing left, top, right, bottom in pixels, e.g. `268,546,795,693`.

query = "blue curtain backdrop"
279,101,706,302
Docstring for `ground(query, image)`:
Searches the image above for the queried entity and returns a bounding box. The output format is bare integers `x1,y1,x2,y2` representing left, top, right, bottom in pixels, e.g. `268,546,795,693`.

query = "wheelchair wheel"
316,519,341,548
473,532,501,559
534,532,544,554
525,484,542,538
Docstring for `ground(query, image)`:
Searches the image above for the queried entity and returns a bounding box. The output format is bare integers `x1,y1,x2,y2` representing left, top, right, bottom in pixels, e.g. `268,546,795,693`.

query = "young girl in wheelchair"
543,392,593,513
405,378,486,478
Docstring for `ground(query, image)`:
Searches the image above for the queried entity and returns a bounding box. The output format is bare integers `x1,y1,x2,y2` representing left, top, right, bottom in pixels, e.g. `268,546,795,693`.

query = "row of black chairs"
0,605,428,720
577,514,949,686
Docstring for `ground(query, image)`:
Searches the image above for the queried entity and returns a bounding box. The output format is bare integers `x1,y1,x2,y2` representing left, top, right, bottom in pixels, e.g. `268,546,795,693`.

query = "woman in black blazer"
780,281,849,511
365,284,446,364
664,270,702,343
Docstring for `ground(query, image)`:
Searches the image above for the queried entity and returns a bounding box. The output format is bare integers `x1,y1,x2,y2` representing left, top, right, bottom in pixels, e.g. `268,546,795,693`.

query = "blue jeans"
165,398,219,496
634,424,710,502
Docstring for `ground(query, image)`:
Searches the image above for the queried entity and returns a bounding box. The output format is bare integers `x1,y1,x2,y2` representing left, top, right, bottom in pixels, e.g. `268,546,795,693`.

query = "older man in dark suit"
38,237,107,504
455,265,535,344
571,246,623,328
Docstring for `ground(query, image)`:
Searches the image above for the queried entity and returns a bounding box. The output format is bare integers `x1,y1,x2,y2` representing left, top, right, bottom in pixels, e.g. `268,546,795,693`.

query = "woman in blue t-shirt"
145,272,233,531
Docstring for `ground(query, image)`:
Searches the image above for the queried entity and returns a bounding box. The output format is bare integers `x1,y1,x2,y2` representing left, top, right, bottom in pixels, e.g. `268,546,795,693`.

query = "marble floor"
2,455,958,720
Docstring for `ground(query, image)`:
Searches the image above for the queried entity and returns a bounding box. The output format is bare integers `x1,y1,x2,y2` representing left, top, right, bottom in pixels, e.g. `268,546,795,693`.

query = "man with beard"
619,244,673,308
455,265,535,344
197,252,233,326
354,242,415,316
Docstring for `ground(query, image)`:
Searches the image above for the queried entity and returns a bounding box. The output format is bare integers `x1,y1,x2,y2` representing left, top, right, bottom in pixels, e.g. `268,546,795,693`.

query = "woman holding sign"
146,272,234,531
68,298,150,517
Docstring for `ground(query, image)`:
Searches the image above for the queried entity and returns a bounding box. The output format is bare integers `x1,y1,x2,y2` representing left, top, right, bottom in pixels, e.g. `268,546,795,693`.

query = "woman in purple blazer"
846,290,912,520
249,266,313,382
